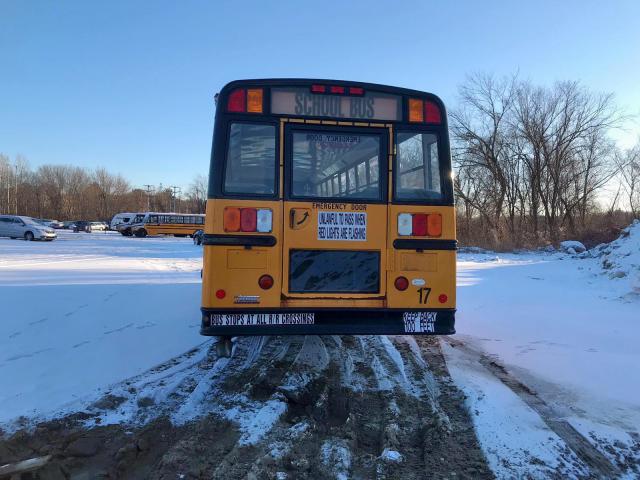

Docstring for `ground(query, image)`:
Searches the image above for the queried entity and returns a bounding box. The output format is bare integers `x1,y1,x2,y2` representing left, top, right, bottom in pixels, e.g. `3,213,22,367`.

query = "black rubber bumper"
200,308,455,336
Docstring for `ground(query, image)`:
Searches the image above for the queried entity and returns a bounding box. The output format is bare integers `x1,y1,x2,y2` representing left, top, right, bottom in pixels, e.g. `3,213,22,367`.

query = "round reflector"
258,274,274,290
215,289,226,299
394,276,409,291
438,294,448,303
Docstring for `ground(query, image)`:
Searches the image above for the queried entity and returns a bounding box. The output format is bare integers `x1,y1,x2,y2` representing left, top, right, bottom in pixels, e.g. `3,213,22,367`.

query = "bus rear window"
395,132,442,201
224,123,276,195
291,131,381,200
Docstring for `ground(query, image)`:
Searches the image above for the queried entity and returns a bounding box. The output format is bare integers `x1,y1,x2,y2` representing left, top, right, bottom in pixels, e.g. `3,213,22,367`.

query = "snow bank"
591,219,640,298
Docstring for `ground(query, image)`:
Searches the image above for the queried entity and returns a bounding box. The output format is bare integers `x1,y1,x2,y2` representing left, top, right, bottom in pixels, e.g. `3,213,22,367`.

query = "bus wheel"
215,337,233,358
135,229,147,238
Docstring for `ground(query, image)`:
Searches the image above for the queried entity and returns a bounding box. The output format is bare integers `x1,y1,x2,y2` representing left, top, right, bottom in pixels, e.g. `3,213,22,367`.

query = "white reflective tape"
256,209,272,233
398,213,413,236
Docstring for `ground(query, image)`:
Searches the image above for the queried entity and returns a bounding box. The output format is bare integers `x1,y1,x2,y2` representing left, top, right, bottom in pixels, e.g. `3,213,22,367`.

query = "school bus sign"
271,87,401,121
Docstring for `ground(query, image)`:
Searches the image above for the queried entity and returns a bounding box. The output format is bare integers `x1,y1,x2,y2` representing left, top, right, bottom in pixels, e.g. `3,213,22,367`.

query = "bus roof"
217,78,446,110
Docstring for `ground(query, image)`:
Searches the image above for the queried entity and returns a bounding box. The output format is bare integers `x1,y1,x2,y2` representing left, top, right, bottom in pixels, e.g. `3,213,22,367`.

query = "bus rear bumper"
200,308,455,336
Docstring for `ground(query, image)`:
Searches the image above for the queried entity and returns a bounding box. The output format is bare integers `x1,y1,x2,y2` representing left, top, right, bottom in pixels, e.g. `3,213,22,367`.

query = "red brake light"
330,86,345,94
240,208,257,232
394,276,409,291
349,87,364,96
258,274,274,290
311,84,326,93
227,88,246,112
425,100,441,123
412,214,428,236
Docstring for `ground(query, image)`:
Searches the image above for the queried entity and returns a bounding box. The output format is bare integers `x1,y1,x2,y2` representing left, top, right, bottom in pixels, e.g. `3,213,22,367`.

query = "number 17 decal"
418,287,431,304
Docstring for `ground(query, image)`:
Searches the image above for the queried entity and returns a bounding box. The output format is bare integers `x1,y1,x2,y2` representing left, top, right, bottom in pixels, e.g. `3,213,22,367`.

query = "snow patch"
380,448,404,463
320,439,352,480
560,240,586,254
225,398,288,446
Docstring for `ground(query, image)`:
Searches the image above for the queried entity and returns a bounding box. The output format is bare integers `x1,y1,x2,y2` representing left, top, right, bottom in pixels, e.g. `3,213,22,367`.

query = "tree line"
0,156,208,221
451,73,639,249
2,73,638,245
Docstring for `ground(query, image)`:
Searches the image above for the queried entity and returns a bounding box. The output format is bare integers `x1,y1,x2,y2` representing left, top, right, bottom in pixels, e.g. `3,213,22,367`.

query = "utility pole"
170,186,181,212
14,164,18,215
143,184,154,211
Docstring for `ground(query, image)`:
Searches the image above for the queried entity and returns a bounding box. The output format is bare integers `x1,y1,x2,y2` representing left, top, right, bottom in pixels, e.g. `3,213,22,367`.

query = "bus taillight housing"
398,213,442,237
227,88,263,113
408,98,441,124
224,207,272,232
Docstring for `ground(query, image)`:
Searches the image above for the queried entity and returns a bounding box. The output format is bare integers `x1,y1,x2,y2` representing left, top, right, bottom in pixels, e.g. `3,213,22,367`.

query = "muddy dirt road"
0,336,493,479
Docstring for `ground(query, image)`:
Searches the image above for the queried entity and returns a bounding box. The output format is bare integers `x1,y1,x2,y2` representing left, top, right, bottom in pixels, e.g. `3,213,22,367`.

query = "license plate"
210,313,315,327
403,312,437,333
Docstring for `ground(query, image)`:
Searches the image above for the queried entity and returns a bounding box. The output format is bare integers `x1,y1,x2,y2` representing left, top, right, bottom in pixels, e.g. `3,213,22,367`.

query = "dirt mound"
0,336,493,479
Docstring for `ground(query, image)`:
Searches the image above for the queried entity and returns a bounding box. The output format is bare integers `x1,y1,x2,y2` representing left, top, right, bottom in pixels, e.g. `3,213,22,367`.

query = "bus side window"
224,123,276,195
395,132,442,201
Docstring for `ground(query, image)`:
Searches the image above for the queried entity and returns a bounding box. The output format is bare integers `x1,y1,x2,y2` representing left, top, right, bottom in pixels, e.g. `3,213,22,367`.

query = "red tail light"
425,100,442,124
394,276,409,291
412,214,428,236
215,289,226,299
438,294,448,303
258,274,274,290
227,89,246,112
240,208,257,232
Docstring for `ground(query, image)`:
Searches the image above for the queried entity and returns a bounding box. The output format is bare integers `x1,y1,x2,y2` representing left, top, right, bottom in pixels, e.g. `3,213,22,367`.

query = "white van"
110,212,136,230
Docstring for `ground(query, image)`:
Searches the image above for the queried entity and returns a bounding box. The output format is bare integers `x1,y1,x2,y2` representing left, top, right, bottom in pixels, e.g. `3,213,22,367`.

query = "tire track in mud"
0,336,493,479
444,337,621,479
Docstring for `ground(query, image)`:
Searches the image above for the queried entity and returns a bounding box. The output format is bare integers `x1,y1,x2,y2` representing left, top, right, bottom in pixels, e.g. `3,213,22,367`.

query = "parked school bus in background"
201,79,456,336
124,212,205,237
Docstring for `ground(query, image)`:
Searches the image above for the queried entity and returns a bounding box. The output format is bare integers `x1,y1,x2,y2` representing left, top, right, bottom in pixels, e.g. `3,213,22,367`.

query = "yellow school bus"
201,79,456,336
128,212,205,237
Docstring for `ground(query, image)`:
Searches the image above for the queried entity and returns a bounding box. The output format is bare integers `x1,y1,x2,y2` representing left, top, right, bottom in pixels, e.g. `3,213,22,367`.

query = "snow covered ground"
446,221,640,478
0,230,204,424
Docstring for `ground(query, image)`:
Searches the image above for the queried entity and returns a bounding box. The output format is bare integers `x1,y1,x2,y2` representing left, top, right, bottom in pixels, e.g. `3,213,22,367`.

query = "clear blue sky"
1,0,639,190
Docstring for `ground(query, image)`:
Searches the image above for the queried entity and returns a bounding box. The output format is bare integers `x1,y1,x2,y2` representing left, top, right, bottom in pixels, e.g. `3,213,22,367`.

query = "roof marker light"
409,98,424,123
311,84,326,93
247,88,263,113
227,88,246,112
425,100,442,123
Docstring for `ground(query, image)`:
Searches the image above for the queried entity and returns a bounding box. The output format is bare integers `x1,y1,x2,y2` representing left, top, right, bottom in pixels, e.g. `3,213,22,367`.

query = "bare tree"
616,140,640,217
450,73,518,246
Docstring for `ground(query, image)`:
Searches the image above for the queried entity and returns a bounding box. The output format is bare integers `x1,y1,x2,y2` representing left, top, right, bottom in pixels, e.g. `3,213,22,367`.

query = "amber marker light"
427,214,442,237
223,207,241,232
247,88,263,113
408,98,424,122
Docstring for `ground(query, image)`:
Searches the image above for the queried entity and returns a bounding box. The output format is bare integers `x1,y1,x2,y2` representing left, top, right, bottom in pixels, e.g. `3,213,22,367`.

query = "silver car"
0,215,57,241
